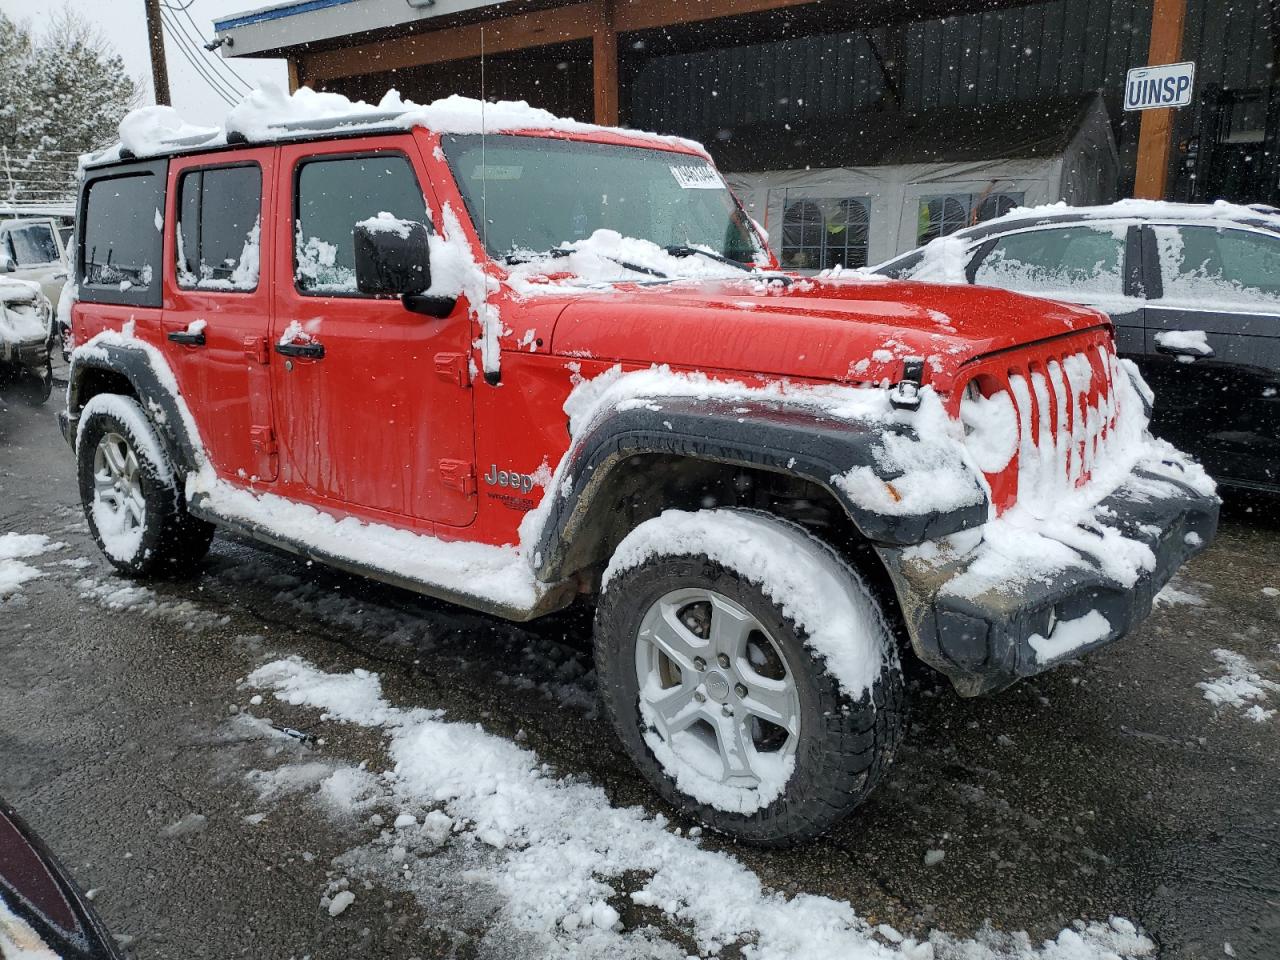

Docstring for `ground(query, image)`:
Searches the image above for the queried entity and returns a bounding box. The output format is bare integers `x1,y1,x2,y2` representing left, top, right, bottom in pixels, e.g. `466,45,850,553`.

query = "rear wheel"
594,510,906,845
77,395,214,577
16,361,52,406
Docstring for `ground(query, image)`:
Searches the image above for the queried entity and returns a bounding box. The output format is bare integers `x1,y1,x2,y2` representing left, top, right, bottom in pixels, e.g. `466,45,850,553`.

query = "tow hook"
890,357,925,410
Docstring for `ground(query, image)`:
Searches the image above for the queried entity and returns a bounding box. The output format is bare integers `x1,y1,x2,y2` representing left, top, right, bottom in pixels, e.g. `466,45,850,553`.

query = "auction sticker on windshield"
670,164,725,189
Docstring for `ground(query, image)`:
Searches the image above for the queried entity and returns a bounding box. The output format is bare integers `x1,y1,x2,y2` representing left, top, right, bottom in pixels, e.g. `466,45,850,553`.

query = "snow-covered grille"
963,339,1121,515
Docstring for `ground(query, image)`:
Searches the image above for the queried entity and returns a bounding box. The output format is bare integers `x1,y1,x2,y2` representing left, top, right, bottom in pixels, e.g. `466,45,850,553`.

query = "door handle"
1155,341,1215,359
276,340,325,360
167,330,206,346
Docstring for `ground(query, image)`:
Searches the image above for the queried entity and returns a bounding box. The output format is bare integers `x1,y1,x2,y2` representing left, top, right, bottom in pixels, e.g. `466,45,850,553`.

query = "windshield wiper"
502,246,669,279
664,244,754,272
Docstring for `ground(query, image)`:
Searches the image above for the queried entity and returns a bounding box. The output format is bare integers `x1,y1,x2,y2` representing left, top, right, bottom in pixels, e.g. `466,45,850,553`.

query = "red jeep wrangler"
62,92,1217,844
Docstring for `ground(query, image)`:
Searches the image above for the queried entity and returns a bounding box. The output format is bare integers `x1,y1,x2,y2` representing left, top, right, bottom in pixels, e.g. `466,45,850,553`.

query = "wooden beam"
612,0,819,33
301,0,831,84
287,58,302,93
303,3,599,83
1133,0,1188,199
593,0,619,126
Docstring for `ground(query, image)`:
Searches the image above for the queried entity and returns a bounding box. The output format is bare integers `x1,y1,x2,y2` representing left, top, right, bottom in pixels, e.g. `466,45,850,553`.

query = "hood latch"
890,357,925,410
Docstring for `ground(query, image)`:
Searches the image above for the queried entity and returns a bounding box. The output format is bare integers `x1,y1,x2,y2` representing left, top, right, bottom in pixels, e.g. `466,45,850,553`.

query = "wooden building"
214,0,1279,261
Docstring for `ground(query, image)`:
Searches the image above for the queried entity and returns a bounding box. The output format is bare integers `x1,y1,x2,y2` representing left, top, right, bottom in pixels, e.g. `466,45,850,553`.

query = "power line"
165,3,251,97
160,8,238,106
173,2,256,93
161,7,240,104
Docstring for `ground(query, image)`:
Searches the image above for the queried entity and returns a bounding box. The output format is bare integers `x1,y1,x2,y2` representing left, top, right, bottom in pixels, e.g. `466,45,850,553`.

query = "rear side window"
177,165,262,291
973,225,1126,299
80,166,165,307
294,153,428,296
1152,225,1280,307
7,222,59,265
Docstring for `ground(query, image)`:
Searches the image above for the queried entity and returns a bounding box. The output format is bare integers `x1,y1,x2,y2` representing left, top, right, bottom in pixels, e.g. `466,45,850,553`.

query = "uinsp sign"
1124,61,1196,111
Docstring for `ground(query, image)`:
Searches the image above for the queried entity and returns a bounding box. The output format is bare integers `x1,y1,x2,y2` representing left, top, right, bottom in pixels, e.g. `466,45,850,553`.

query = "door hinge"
439,459,476,496
250,425,277,457
434,352,471,388
244,335,270,365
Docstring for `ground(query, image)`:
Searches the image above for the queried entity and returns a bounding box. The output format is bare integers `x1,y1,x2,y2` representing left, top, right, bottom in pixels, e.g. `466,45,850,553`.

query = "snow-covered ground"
1198,648,1280,723
0,532,64,600
241,656,1154,960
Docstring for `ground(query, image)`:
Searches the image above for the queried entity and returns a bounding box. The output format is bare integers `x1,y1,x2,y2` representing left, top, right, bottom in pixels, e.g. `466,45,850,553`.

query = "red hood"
546,276,1110,394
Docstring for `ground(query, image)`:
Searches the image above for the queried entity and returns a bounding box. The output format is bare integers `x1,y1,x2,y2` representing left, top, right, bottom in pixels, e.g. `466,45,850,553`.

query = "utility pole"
143,0,171,106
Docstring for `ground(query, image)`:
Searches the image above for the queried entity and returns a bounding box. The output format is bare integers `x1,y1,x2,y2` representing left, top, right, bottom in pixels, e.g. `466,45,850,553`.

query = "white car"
0,276,55,405
0,215,73,353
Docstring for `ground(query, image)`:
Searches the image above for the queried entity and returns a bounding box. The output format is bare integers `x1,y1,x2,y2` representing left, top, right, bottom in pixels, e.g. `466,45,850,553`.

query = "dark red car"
0,798,122,959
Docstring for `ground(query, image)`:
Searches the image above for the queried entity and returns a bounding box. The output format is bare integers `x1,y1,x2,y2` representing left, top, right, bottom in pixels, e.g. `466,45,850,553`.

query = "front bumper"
877,466,1219,696
0,335,50,372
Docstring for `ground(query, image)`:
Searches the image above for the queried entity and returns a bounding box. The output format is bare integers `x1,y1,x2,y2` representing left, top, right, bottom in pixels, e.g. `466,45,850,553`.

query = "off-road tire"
594,513,906,846
77,395,214,578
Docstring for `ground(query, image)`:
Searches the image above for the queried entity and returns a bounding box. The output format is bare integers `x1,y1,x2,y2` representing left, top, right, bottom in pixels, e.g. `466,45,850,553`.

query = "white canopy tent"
717,94,1119,270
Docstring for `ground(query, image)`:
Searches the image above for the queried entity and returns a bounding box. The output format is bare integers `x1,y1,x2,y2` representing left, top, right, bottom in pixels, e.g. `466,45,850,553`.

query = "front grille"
962,338,1120,515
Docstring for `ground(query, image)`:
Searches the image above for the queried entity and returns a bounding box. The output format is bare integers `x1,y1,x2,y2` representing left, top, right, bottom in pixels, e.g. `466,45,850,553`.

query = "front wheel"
76,394,214,577
594,509,906,846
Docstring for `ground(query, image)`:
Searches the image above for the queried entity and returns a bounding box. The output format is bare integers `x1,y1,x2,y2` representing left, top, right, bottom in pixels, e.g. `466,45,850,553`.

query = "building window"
917,192,1024,245
781,197,872,270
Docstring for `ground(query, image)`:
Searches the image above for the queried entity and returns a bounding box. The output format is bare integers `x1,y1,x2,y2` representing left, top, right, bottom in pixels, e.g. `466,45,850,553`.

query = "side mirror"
352,215,457,318
354,216,431,295
1,257,15,273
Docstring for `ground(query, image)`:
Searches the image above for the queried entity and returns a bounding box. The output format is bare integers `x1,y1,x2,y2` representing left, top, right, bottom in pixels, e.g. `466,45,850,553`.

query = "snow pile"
904,235,970,284
1153,329,1210,362
0,532,62,599
222,85,702,154
247,656,1156,960
1000,198,1280,232
355,211,413,238
506,230,752,292
603,510,892,812
110,104,222,162
76,575,228,632
179,218,260,291
93,84,701,166
1197,649,1279,723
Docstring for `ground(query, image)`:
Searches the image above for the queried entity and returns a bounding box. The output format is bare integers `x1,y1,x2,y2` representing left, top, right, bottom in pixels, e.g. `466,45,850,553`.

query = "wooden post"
143,0,171,106
287,58,303,93
593,0,619,126
1133,0,1188,199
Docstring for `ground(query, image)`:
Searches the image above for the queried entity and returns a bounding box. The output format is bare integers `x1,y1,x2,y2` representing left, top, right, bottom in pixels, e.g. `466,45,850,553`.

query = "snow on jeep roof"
83,85,707,169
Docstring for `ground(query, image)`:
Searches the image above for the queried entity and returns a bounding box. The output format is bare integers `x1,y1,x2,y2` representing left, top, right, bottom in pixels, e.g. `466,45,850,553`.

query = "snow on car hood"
548,275,1109,391
0,278,49,344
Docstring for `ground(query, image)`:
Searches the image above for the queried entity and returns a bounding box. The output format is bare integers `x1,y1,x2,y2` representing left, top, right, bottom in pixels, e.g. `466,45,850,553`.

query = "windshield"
440,134,764,268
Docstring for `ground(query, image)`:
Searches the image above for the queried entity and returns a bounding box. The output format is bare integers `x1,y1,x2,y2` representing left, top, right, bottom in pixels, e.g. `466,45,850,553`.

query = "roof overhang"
214,0,533,58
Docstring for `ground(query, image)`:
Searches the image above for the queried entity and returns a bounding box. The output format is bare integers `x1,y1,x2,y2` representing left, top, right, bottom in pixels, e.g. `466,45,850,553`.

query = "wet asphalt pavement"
1,383,1278,960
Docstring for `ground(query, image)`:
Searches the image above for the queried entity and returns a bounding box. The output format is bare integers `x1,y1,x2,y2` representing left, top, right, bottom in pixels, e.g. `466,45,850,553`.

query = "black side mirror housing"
353,217,459,318
353,217,431,295
1,258,15,273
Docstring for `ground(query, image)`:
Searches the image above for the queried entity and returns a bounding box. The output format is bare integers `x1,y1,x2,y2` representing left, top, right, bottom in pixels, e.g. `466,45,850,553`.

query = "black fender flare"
531,396,987,582
64,341,201,477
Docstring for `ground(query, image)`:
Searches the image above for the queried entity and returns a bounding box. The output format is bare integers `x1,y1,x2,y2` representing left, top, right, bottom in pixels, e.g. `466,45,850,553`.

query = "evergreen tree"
0,8,138,206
